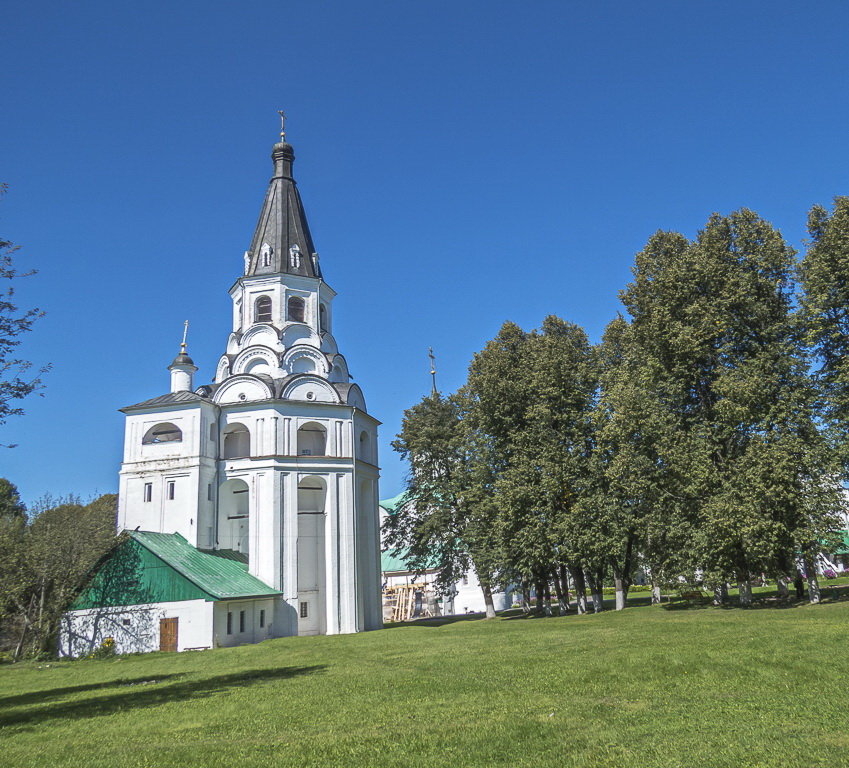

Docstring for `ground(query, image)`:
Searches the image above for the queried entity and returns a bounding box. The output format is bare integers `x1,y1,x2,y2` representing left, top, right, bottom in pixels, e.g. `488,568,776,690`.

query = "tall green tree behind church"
621,210,842,603
799,197,849,477
465,317,597,612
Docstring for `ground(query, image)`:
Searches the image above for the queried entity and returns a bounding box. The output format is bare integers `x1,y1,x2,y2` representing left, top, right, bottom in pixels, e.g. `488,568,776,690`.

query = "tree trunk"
776,576,789,599
613,537,634,611
551,567,568,615
521,579,531,615
652,583,662,604
612,570,629,611
713,583,728,606
543,580,553,616
804,557,821,604
568,566,587,614
533,573,546,616
13,616,29,662
559,564,571,613
737,574,752,607
586,569,603,613
13,594,35,661
481,582,497,619
794,573,805,600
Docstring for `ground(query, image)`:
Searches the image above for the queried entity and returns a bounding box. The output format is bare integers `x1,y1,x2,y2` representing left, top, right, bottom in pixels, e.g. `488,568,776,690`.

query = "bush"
88,637,116,660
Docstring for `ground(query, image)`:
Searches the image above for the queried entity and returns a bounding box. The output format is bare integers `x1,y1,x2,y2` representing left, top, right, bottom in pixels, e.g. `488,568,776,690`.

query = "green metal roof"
378,492,441,574
379,492,408,515
381,550,411,573
132,531,281,600
831,531,849,556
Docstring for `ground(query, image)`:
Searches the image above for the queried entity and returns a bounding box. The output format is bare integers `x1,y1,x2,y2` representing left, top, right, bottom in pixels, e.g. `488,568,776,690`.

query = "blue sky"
2,1,849,506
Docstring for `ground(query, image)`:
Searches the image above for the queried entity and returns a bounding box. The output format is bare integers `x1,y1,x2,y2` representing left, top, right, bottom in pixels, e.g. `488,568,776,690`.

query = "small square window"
207,483,212,501
167,481,175,500
122,618,131,626
226,612,233,635
143,483,152,503
259,609,265,628
300,602,309,619
239,610,246,633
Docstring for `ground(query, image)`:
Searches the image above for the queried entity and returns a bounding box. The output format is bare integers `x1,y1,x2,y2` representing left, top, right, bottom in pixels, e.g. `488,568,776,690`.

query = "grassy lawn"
2,596,849,768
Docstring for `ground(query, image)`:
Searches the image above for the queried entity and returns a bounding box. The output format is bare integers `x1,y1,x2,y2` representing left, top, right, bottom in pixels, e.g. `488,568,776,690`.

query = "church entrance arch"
219,478,250,556
297,476,327,635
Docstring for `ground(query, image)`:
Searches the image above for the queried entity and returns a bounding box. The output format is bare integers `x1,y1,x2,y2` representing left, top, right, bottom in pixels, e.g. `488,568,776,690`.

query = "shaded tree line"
386,202,849,613
0,482,119,659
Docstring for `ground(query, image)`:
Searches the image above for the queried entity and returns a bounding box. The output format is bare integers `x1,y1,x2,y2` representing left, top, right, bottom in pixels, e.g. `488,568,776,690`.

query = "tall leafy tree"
466,317,597,614
577,317,683,609
0,478,26,519
1,185,47,438
387,392,501,617
6,493,117,658
800,196,849,475
621,211,842,604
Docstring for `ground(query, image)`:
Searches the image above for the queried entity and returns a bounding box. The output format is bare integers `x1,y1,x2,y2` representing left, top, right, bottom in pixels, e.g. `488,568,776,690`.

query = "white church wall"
450,567,514,614
212,598,276,647
356,472,383,630
59,599,214,657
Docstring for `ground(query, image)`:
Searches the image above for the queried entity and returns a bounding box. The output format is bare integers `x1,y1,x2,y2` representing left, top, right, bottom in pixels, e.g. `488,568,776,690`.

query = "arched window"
319,304,328,333
297,422,326,456
254,296,272,323
142,422,182,444
287,296,305,323
222,423,251,459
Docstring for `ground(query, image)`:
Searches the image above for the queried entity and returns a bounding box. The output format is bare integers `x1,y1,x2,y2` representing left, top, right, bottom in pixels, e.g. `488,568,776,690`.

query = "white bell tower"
117,119,383,638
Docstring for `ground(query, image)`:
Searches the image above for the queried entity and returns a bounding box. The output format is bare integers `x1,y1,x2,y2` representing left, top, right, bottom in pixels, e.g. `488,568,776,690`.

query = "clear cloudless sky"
2,1,849,507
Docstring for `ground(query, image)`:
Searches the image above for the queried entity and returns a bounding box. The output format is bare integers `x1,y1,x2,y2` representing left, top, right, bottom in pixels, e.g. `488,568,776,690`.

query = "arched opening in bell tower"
222,423,251,459
287,296,305,323
218,478,250,557
254,296,272,323
297,422,326,456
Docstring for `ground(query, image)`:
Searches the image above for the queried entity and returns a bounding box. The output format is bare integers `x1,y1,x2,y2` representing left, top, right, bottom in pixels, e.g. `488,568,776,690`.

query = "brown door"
159,617,178,652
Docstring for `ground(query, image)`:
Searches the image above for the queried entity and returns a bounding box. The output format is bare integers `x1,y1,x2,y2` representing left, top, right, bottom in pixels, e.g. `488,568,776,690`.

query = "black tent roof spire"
244,113,321,278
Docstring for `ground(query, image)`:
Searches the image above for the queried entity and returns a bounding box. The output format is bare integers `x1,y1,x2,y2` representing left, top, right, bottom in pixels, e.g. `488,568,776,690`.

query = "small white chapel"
60,119,383,656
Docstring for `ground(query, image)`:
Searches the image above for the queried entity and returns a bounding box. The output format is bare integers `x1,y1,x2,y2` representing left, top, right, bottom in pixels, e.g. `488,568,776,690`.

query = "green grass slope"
2,600,848,768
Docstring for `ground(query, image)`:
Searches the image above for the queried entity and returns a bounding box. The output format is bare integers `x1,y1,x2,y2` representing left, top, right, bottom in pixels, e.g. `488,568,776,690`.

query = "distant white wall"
59,600,214,657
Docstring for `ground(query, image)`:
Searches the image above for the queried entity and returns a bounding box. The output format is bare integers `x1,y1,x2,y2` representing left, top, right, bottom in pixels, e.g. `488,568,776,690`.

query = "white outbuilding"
61,127,383,655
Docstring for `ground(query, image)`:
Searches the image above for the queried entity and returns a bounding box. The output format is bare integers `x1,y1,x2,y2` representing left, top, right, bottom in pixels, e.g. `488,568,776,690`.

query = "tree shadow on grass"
0,665,324,729
0,673,186,710
382,613,491,629
661,584,849,611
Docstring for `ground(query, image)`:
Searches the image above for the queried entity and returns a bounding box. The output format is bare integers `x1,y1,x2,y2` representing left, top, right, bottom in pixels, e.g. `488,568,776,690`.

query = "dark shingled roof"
244,141,322,279
120,390,208,412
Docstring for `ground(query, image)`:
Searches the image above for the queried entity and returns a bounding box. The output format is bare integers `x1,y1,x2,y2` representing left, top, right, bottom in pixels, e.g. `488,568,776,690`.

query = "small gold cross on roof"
277,110,287,140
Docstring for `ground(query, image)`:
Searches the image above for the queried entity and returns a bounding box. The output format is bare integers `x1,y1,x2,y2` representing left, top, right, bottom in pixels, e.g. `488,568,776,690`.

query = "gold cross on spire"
180,320,189,354
277,109,287,140
428,347,437,396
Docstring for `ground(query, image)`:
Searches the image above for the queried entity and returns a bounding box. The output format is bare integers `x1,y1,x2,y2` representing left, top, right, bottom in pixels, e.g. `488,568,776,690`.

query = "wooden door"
159,617,178,652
